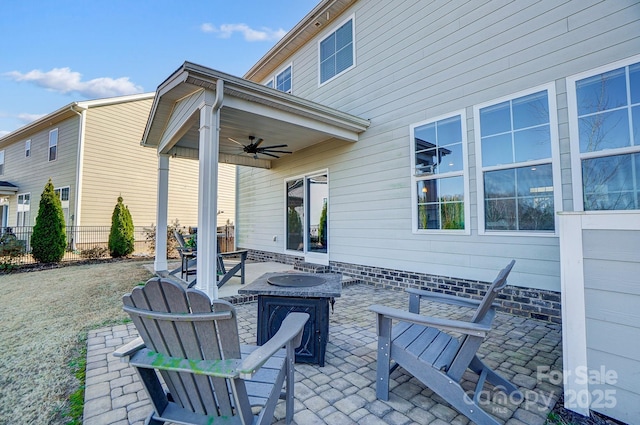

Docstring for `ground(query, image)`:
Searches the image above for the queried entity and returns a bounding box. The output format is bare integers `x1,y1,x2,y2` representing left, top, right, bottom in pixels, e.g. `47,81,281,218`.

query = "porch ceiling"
141,62,369,168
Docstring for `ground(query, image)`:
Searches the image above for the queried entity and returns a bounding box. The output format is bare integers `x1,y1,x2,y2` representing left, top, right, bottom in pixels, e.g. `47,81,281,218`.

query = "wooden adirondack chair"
369,260,522,425
114,277,309,425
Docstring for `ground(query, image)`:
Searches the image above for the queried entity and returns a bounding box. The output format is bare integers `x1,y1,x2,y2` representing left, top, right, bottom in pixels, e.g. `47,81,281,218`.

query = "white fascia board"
75,92,154,109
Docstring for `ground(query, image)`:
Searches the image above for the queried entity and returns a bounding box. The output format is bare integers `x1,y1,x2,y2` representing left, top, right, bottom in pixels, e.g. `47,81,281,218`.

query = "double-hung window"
16,193,30,227
48,128,58,161
568,56,640,211
25,139,31,158
264,64,292,93
411,112,468,232
54,186,70,223
319,16,354,85
475,84,560,233
276,65,292,93
0,150,4,175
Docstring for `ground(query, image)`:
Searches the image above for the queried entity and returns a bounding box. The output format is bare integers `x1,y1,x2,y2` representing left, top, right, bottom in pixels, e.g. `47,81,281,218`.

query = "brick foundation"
244,249,562,324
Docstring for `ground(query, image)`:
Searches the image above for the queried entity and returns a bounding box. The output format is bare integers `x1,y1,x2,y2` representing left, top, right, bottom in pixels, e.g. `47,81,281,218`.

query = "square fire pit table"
238,272,342,366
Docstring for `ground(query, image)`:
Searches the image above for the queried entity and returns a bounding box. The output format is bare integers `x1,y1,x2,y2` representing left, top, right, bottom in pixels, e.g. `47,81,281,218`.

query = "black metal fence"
0,225,236,266
0,226,153,265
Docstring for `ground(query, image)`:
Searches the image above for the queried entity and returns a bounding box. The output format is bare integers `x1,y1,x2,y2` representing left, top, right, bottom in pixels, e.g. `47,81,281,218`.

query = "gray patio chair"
114,277,309,425
369,260,522,425
172,229,248,288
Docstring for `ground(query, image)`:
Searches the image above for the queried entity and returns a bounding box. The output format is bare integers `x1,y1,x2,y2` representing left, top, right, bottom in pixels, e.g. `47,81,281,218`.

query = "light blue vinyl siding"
238,0,640,291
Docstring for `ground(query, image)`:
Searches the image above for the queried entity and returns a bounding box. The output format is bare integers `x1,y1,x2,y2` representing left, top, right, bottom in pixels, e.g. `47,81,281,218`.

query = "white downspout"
70,105,87,250
196,79,224,299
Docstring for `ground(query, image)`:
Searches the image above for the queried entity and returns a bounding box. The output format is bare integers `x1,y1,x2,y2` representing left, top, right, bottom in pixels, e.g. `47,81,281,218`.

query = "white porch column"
154,154,170,273
196,80,223,299
558,212,590,416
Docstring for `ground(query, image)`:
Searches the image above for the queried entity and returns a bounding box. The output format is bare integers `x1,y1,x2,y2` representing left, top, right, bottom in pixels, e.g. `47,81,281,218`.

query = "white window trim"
567,54,640,211
473,82,562,237
48,128,58,162
0,150,4,176
25,139,31,157
275,63,293,94
264,78,274,89
16,192,30,227
317,14,356,87
283,169,329,263
410,110,470,235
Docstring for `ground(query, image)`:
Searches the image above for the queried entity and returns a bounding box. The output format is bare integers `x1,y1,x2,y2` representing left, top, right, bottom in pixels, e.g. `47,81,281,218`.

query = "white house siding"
238,0,640,291
582,228,640,424
3,118,79,227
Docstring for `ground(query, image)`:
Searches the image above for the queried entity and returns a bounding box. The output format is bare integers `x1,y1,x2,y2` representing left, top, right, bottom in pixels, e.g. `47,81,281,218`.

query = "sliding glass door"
286,172,328,264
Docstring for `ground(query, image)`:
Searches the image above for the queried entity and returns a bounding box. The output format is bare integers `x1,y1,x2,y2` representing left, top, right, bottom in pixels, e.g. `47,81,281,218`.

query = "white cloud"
200,22,286,42
17,113,45,123
0,130,9,137
4,67,144,98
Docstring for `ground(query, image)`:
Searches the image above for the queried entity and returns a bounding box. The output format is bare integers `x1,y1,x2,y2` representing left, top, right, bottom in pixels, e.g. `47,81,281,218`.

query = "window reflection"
574,61,640,211
484,165,554,231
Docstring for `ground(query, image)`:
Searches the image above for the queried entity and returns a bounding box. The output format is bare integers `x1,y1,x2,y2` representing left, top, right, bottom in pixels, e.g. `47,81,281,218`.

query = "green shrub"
0,231,25,272
31,179,66,263
108,196,135,258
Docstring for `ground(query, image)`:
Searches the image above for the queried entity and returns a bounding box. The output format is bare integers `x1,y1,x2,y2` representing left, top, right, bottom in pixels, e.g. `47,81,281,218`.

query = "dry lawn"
0,260,153,425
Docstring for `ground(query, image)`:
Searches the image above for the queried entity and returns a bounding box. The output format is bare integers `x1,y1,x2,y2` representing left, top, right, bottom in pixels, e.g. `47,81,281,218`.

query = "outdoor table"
238,272,342,366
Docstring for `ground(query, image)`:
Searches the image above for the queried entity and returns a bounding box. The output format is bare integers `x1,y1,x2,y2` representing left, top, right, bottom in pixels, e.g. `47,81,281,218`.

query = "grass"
0,260,153,425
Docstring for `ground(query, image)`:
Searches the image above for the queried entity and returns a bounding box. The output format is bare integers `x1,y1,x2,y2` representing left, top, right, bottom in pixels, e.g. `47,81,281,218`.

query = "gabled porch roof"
143,62,368,299
141,61,369,169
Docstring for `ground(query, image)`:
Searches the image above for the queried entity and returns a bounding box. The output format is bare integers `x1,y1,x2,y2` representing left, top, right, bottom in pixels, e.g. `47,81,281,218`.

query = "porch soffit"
142,62,369,169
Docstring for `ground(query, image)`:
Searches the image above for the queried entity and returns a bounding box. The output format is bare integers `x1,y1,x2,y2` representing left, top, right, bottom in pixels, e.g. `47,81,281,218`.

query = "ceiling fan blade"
253,138,264,148
259,144,288,149
228,137,244,146
261,149,292,154
261,152,280,158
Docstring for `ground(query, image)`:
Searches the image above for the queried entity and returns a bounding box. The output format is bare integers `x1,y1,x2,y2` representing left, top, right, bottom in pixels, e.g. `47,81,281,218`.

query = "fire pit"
268,274,325,287
238,272,342,366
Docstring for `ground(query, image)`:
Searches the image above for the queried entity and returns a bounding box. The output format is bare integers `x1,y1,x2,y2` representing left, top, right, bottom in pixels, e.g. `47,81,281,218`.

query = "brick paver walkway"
83,284,563,424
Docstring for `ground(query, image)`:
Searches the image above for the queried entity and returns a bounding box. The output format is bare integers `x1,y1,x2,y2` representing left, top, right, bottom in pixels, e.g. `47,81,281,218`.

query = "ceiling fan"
228,136,292,159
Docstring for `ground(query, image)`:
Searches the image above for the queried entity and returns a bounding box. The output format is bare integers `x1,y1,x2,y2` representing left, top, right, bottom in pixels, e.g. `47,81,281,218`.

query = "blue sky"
0,0,319,136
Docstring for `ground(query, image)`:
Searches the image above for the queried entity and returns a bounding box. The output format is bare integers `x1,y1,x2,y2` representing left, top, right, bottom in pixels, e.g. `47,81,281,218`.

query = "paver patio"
83,283,563,425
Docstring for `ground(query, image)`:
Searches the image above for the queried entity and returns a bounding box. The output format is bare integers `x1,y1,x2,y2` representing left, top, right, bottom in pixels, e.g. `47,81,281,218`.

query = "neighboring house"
141,1,639,423
0,93,236,245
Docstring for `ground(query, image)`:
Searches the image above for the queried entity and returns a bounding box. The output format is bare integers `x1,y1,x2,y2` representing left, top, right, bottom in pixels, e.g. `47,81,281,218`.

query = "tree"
31,179,66,263
108,196,135,258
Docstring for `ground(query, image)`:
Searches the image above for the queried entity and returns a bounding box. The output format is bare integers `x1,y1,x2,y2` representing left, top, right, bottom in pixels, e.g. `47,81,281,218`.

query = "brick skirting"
243,249,562,324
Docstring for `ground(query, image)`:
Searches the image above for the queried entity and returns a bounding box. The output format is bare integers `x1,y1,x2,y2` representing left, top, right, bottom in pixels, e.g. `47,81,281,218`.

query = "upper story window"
25,140,31,158
474,84,560,234
276,65,292,93
568,56,640,211
411,112,468,232
319,16,355,85
16,193,30,227
263,64,292,93
48,128,58,162
0,150,4,175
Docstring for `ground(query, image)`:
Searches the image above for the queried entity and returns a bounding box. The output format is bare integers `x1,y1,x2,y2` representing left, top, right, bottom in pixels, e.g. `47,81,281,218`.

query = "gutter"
70,104,87,248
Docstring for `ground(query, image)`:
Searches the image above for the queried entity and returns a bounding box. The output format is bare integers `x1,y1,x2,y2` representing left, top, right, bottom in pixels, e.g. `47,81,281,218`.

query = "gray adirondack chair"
172,229,248,288
113,277,309,425
369,260,522,425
